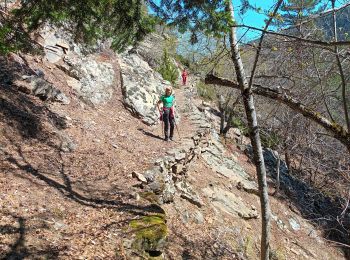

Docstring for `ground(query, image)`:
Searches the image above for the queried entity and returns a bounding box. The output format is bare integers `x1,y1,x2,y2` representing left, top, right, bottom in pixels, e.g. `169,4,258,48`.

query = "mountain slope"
0,34,347,259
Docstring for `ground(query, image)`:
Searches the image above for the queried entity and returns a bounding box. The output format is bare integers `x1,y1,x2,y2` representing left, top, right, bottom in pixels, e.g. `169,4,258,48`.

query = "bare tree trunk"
331,0,350,131
227,2,271,259
222,111,234,135
218,94,225,134
285,150,291,173
273,153,281,196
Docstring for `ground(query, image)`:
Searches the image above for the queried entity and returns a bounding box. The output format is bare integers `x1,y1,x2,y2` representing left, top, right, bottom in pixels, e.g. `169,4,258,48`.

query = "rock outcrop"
131,87,260,223
120,52,171,125
63,54,118,106
16,74,70,104
35,25,121,106
131,33,166,69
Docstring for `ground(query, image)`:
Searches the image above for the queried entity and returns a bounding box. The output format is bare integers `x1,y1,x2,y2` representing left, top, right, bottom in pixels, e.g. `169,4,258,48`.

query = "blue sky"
151,0,346,55
234,0,344,40
150,0,344,40
235,0,278,40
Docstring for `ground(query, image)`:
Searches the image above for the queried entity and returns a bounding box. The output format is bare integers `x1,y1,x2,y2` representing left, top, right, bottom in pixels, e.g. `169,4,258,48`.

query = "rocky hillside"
0,26,346,259
314,4,350,40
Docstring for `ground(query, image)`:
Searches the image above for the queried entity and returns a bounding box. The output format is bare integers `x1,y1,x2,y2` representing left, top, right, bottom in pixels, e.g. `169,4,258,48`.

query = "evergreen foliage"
274,0,323,27
157,49,179,85
230,116,249,136
0,0,158,53
147,0,233,44
175,53,191,69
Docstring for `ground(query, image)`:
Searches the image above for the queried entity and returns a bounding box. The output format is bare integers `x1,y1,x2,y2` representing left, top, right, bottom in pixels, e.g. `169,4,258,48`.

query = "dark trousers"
182,76,187,85
163,109,174,139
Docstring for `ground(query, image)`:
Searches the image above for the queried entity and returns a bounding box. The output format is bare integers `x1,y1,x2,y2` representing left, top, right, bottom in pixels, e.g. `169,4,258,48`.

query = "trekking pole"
159,110,164,137
174,117,181,140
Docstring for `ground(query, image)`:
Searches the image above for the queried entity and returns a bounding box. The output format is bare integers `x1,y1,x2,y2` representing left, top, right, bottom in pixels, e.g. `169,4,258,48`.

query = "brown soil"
0,54,345,259
0,54,196,259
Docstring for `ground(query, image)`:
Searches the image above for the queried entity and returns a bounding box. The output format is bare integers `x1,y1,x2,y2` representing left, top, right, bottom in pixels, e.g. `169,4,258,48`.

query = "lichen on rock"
128,214,168,258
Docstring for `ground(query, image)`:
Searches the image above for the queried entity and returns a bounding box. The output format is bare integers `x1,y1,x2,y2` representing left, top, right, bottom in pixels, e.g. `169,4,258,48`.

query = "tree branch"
0,9,9,17
331,0,350,131
234,24,350,47
281,2,350,32
249,0,284,89
205,73,350,150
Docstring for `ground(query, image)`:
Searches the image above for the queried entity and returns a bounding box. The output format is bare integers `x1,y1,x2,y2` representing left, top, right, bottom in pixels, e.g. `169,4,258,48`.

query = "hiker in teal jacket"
157,86,175,141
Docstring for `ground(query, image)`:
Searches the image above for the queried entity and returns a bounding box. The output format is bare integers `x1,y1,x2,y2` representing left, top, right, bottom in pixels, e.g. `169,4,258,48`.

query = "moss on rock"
129,214,167,258
139,191,160,204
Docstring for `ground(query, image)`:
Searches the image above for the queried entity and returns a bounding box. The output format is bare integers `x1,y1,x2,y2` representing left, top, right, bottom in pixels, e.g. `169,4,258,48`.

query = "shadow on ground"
138,128,164,141
0,56,165,257
262,149,350,257
0,212,61,260
0,56,66,147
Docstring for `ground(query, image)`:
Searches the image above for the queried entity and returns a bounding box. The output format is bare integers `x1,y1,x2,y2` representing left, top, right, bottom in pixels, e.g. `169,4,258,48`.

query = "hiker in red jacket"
157,86,175,141
181,68,188,85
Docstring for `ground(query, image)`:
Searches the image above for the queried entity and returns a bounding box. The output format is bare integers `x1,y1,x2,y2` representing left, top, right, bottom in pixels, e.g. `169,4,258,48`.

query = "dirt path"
0,69,201,258
1,65,344,260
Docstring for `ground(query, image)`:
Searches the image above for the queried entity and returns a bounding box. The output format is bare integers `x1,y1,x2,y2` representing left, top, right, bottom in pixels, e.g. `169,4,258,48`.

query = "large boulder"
120,52,171,125
36,25,73,64
36,24,119,106
131,33,165,69
19,75,70,104
64,54,117,106
124,213,167,259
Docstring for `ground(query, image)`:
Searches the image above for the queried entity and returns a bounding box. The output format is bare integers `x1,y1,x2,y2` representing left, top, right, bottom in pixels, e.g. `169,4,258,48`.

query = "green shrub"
175,53,191,68
260,130,281,149
158,49,179,85
231,116,249,136
196,81,216,101
270,247,287,260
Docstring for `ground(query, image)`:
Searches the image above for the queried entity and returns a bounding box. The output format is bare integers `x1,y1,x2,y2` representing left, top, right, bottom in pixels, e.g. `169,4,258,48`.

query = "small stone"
289,218,301,231
245,224,252,230
202,101,210,107
175,152,186,161
182,211,190,224
200,123,211,128
154,158,164,165
193,211,204,224
277,219,285,230
134,193,141,201
56,40,70,50
53,221,66,230
131,171,147,183
192,135,200,141
60,138,77,153
149,182,163,193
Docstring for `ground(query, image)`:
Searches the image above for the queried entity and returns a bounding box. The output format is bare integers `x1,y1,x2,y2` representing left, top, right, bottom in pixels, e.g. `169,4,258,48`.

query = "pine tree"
275,0,322,29
0,0,158,54
158,49,179,85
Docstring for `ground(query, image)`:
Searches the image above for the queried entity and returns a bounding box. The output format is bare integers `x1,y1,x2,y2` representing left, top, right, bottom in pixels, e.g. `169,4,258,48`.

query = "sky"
151,0,347,57
235,0,277,40
234,0,344,40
